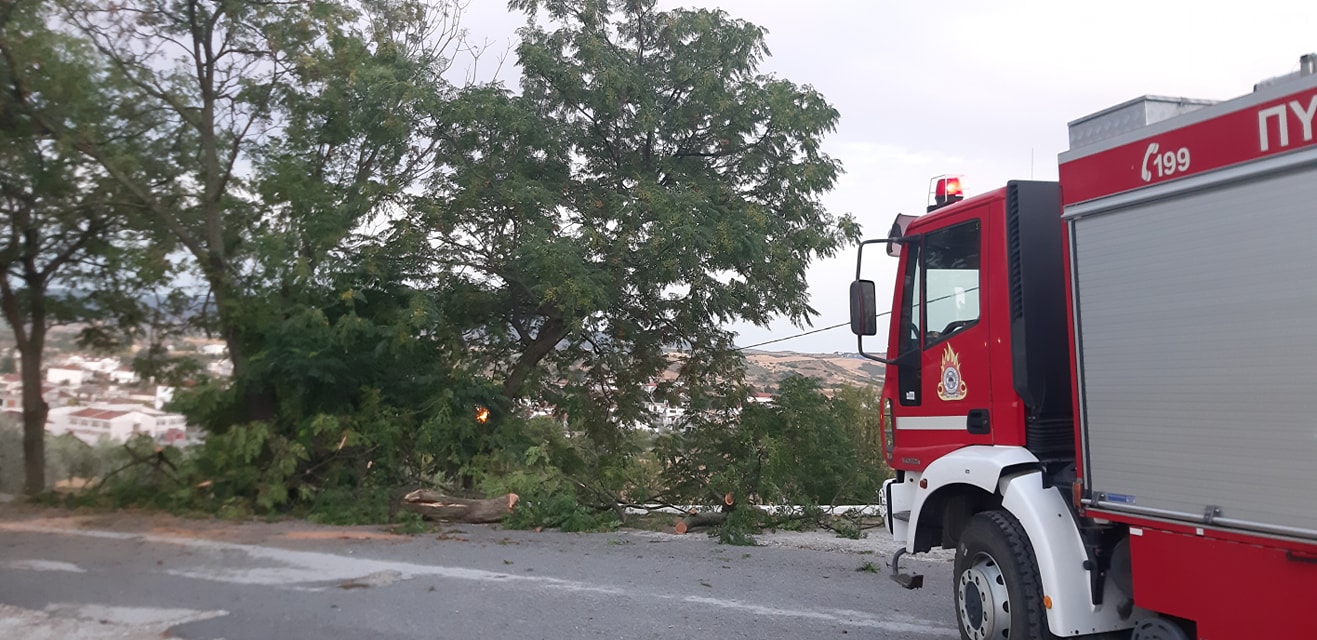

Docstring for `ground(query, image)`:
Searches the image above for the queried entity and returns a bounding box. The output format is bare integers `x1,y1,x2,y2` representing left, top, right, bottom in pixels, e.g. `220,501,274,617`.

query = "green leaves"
0,0,877,524
659,377,889,510
0,0,171,493
415,0,859,445
254,0,454,290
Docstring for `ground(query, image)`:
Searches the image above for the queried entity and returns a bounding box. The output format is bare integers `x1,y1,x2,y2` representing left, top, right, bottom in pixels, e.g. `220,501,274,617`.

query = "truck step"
889,548,924,590
892,510,910,522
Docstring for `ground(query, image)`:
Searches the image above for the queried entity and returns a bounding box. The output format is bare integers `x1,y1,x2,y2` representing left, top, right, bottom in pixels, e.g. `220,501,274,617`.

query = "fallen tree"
674,492,736,534
674,510,727,534
400,490,520,523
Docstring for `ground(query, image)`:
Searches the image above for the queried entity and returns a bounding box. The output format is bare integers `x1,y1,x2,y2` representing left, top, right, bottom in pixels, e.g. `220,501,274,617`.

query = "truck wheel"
954,510,1051,640
1129,617,1191,640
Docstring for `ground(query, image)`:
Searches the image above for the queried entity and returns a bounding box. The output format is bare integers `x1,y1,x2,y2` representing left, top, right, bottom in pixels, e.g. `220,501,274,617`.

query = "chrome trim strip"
894,416,965,431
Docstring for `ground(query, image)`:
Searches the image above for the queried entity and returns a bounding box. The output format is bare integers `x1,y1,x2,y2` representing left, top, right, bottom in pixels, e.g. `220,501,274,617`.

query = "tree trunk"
501,316,567,401
0,274,49,496
19,343,47,495
674,494,736,534
212,279,276,423
674,511,727,534
400,489,519,524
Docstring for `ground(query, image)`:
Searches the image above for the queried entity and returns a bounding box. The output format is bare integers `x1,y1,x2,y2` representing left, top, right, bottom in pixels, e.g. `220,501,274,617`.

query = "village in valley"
0,327,230,449
0,323,885,446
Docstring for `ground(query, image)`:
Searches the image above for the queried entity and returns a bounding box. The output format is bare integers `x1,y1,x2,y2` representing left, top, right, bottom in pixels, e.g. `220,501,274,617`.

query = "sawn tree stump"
400,489,519,523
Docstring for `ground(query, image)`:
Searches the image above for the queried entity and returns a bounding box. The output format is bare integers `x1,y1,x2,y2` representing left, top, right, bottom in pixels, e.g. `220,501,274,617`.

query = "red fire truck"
849,56,1317,640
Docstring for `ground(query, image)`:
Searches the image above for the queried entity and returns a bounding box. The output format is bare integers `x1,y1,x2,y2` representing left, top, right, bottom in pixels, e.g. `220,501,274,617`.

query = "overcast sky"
454,0,1317,353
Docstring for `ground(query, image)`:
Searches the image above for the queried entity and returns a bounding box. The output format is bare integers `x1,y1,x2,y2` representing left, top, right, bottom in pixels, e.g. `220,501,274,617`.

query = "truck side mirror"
851,282,913,368
850,280,878,336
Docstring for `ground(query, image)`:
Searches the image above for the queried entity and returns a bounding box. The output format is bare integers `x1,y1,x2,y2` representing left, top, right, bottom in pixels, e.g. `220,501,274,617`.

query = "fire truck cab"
850,56,1317,640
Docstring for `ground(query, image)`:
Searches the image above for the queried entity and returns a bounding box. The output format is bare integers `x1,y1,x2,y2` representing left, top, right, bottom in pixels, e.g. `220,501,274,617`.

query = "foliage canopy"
406,0,859,422
0,0,879,535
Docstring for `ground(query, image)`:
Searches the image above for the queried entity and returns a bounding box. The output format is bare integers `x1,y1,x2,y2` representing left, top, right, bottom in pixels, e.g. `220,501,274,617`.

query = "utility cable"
735,286,979,351
737,321,852,351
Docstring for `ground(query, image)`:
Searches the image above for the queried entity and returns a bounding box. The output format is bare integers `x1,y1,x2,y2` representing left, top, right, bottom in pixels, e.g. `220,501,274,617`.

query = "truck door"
892,213,993,469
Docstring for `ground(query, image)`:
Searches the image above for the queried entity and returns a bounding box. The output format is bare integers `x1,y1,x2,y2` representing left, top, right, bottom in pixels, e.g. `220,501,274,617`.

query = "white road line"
44,603,227,628
0,521,956,636
4,559,86,573
0,602,226,640
0,522,627,594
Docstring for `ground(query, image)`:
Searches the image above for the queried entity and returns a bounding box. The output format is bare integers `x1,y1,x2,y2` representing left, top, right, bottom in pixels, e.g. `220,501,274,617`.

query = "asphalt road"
0,509,958,639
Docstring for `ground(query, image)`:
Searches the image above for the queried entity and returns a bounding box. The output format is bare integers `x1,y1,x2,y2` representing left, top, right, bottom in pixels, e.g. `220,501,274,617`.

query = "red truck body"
852,57,1317,639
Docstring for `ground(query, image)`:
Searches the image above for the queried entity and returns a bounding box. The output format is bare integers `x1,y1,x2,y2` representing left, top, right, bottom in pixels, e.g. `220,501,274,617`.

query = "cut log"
675,510,728,534
401,490,519,524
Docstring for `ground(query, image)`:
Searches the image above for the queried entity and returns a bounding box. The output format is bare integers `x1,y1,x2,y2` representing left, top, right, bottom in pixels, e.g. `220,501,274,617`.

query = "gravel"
754,528,956,563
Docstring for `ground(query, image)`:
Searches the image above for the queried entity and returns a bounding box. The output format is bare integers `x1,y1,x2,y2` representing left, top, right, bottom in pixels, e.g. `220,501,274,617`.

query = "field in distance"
740,350,884,394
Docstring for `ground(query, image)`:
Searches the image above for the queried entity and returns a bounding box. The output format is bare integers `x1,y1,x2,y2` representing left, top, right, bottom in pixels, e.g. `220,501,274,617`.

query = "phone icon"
1141,142,1160,182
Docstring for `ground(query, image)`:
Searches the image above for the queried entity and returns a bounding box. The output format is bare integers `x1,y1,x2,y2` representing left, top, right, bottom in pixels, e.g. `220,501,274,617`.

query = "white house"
0,373,61,413
155,385,175,410
79,357,122,374
198,343,227,357
108,368,140,385
46,367,86,386
207,359,233,378
0,374,20,411
47,403,189,445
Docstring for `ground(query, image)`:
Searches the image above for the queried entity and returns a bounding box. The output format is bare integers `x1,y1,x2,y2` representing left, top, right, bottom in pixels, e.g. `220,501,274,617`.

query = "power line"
734,285,978,351
737,321,852,351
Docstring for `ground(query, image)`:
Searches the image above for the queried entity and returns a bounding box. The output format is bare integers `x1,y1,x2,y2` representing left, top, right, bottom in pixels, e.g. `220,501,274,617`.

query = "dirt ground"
0,498,413,546
0,491,946,554
0,495,949,567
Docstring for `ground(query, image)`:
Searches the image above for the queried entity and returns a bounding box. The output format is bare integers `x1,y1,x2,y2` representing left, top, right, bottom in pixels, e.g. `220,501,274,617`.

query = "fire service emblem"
937,345,968,401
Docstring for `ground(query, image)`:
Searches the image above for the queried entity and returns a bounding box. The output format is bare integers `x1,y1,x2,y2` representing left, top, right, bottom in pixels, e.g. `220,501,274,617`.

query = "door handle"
1286,550,1317,565
967,409,990,435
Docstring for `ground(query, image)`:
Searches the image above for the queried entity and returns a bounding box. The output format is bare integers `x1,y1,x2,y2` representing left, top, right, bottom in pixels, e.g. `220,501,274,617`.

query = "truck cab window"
923,220,980,347
898,241,922,405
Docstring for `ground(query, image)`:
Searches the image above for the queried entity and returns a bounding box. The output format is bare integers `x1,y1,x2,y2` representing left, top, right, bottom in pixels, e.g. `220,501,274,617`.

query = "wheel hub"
964,581,985,624
958,553,1011,640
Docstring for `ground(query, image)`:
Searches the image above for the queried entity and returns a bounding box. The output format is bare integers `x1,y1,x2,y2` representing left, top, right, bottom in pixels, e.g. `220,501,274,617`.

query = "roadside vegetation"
1,377,889,541
0,0,885,541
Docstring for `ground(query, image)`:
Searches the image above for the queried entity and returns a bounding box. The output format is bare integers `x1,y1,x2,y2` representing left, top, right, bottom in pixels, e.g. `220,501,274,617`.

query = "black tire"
953,510,1052,640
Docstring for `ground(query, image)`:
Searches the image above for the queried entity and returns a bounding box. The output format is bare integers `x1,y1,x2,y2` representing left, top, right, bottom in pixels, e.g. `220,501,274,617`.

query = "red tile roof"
70,408,130,420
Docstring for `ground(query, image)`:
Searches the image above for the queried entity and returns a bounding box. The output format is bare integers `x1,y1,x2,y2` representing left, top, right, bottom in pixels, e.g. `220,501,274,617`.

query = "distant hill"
741,350,884,393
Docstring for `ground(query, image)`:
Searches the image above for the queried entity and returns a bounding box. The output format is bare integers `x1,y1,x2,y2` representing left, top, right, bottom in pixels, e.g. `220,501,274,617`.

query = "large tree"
0,0,148,493
409,0,859,434
26,0,339,421
43,0,468,421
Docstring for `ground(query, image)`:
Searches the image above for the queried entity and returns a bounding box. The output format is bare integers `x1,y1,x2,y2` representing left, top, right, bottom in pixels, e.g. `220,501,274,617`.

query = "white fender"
999,470,1138,637
904,445,1040,549
899,446,1139,637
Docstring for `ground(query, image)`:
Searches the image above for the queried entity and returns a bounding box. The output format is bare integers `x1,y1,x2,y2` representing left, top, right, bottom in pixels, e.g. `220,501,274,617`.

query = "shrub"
656,376,890,539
